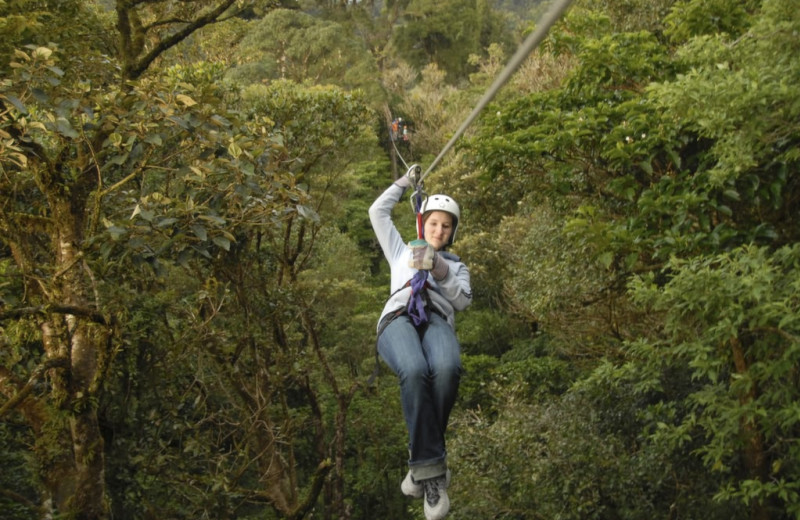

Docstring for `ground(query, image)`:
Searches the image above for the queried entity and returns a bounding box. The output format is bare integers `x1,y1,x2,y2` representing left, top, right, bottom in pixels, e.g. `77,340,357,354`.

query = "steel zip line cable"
419,0,576,183
392,132,411,170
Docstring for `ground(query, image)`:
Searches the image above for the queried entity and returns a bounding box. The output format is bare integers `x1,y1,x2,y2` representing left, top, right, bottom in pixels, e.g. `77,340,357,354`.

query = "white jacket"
369,181,472,332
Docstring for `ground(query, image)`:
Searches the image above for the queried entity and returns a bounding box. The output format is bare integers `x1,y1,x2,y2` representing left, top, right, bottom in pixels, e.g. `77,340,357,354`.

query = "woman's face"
424,211,453,251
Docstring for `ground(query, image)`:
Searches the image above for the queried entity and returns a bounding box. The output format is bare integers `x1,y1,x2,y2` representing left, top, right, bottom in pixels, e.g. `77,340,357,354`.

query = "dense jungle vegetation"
1,0,798,518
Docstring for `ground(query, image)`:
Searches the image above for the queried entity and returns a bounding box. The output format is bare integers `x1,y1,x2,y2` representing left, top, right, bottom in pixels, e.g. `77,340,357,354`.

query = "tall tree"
114,0,273,80
0,1,281,517
391,0,511,82
457,0,800,517
227,8,384,101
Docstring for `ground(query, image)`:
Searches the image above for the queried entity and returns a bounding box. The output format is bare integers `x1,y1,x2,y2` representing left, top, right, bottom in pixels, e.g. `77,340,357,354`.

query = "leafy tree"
455,0,800,518
229,8,385,101
460,16,674,349
642,0,800,253
623,245,800,519
0,0,106,70
0,43,290,518
113,0,275,80
664,0,757,43
392,0,511,83
0,1,295,518
96,74,385,519
579,0,678,34
392,63,466,159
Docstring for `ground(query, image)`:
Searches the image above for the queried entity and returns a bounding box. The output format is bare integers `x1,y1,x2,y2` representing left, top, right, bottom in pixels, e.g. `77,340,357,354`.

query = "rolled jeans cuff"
409,453,447,481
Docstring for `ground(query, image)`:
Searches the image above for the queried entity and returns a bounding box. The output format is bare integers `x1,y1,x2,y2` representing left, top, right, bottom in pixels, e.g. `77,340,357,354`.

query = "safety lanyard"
406,165,430,326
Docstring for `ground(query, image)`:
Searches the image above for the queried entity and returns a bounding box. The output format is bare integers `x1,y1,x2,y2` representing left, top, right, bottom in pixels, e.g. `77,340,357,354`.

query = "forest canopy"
1,0,798,519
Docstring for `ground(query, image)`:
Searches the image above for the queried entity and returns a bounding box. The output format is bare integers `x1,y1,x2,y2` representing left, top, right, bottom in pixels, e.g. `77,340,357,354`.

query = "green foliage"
457,354,500,410
453,352,738,520
578,0,678,34
392,0,511,83
344,382,412,519
467,24,675,218
567,29,673,95
497,351,574,400
631,0,800,259
465,0,800,331
393,63,467,159
342,159,394,252
103,285,232,518
298,226,379,367
457,308,526,356
451,391,680,520
165,16,253,67
458,339,574,413
454,2,800,518
626,244,800,515
230,8,384,101
500,206,612,336
239,78,383,243
3,0,800,518
241,79,378,171
0,45,275,269
664,0,755,43
1,12,386,517
0,0,104,71
0,418,38,520
93,72,388,519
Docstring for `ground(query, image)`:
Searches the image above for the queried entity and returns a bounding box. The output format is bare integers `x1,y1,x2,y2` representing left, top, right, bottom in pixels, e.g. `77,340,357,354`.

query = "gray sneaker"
401,470,423,498
401,469,451,499
423,474,450,520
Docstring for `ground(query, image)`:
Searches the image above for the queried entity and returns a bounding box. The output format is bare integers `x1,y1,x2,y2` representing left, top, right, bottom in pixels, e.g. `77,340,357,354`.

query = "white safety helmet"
421,194,460,246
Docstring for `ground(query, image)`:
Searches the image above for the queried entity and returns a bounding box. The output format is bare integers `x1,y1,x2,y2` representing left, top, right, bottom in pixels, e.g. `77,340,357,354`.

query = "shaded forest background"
1,0,799,519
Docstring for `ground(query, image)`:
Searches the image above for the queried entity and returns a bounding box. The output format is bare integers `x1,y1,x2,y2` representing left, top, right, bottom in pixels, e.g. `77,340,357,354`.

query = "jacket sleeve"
434,258,472,311
369,181,408,267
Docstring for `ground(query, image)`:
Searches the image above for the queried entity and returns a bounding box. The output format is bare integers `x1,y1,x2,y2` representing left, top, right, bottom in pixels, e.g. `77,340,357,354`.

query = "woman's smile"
423,211,453,250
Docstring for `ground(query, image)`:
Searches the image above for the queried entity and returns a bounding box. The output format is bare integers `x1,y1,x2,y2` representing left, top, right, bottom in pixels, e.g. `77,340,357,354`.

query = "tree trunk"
40,199,109,519
730,336,769,520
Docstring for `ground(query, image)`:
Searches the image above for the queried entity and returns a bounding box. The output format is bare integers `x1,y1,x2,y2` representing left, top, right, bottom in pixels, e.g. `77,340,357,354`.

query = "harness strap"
408,182,431,325
367,306,405,386
407,271,429,326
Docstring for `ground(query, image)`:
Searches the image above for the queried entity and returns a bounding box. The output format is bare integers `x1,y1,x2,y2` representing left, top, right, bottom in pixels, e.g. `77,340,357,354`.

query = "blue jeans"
377,312,462,481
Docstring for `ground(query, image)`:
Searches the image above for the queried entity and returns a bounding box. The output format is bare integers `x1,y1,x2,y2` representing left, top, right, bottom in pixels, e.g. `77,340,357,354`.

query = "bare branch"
0,304,112,326
122,0,243,79
0,357,69,419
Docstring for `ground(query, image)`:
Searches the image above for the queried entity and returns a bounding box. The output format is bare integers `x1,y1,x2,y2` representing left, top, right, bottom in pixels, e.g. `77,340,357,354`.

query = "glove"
430,252,449,280
405,164,422,186
407,239,434,270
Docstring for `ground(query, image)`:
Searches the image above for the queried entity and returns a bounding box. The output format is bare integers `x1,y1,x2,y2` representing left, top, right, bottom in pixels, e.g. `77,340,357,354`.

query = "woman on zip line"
367,2,572,512
369,166,472,520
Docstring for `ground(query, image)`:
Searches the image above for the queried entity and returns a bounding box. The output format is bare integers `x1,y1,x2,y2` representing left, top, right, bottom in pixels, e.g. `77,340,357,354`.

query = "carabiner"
406,164,422,187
